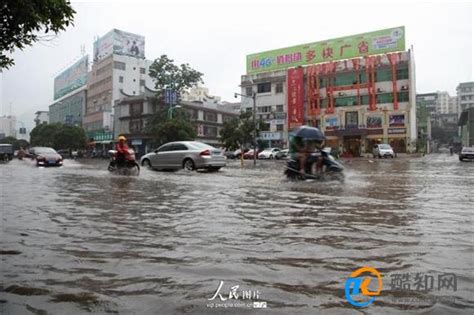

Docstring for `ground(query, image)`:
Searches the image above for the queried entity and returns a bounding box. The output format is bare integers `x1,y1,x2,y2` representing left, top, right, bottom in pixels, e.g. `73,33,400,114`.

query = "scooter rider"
115,136,129,167
290,136,324,176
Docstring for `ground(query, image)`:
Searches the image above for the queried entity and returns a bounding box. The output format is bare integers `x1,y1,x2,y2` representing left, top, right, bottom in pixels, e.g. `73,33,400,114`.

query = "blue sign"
165,89,177,105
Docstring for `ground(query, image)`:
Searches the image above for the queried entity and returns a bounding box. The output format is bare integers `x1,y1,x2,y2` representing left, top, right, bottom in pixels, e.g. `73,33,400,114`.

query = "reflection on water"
1,155,473,314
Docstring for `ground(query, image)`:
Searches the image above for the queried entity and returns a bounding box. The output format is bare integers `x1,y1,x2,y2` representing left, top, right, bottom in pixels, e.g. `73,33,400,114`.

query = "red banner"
287,67,304,129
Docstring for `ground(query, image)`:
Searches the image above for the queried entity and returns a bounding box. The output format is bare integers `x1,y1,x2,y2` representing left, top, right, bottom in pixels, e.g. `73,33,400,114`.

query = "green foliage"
30,123,86,149
146,106,197,147
148,55,203,97
1,0,76,69
0,136,30,150
219,111,265,150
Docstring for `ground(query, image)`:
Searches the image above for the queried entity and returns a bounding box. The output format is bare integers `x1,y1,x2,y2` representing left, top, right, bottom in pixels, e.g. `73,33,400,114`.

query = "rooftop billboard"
246,26,405,74
54,55,88,100
93,29,145,61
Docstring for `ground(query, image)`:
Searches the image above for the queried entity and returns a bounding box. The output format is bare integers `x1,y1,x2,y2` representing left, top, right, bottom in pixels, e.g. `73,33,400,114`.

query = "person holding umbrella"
289,126,325,176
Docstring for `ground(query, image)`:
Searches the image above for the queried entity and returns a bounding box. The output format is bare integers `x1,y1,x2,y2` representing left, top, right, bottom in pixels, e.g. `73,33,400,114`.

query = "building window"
140,79,145,86
396,67,409,80
130,103,143,116
129,119,143,132
276,124,284,131
204,125,217,137
345,111,358,128
246,87,253,96
258,106,272,113
204,112,217,122
133,79,136,82
119,76,124,83
276,83,283,93
114,61,126,70
133,67,136,70
140,67,146,74
276,104,284,112
257,82,271,93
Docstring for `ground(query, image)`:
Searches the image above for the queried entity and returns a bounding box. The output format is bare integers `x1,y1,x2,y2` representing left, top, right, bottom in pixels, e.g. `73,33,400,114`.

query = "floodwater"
1,154,473,314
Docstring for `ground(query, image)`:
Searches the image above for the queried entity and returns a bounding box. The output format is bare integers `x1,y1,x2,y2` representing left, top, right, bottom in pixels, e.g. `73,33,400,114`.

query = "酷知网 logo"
345,267,383,307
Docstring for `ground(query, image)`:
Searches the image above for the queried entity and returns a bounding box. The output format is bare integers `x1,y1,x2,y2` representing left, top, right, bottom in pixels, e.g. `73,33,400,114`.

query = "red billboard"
287,67,304,129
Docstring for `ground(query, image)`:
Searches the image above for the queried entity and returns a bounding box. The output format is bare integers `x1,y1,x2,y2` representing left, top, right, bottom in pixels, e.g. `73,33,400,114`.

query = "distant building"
83,29,154,144
448,96,458,115
242,26,416,153
49,56,89,126
181,86,222,105
218,101,241,114
114,88,238,156
0,115,17,138
456,82,474,113
416,93,438,115
458,107,474,147
34,111,49,126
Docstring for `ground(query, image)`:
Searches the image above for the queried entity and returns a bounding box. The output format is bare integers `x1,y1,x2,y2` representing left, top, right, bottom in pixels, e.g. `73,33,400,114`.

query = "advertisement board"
389,114,405,127
325,117,338,130
247,26,405,74
94,29,145,61
367,116,383,128
54,56,88,100
287,68,304,129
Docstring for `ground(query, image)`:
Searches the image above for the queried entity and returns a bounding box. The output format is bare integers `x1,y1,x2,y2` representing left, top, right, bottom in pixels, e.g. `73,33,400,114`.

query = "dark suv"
459,146,474,161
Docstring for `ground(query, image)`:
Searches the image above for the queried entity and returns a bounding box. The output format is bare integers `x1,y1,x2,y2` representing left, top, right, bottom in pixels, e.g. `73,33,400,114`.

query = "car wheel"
183,158,195,171
378,154,382,159
142,158,151,168
459,157,464,162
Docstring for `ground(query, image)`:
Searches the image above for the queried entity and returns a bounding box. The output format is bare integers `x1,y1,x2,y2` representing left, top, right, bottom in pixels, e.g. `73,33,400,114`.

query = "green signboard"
246,26,405,74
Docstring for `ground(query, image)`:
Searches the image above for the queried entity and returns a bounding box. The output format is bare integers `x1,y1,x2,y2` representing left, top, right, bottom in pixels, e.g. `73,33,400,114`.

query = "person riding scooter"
289,136,324,176
115,136,130,167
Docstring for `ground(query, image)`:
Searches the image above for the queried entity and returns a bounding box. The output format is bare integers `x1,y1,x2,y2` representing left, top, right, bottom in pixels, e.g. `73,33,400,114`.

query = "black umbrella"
291,125,326,141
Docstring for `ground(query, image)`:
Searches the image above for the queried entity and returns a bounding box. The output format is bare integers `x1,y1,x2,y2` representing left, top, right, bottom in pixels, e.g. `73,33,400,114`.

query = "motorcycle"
285,148,344,182
107,149,140,175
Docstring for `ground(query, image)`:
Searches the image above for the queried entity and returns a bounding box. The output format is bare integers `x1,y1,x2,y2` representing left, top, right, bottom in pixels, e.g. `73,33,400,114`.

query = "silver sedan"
140,141,226,171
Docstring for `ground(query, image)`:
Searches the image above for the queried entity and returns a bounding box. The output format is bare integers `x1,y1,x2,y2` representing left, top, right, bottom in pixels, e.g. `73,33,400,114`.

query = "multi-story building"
457,82,474,113
416,93,438,115
34,111,49,126
241,26,416,154
114,87,238,156
83,29,154,143
0,115,17,138
437,91,450,114
49,56,88,126
448,96,458,115
458,107,474,147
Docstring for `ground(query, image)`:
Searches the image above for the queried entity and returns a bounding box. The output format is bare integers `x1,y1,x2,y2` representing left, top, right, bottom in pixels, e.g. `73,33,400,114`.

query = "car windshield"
379,144,391,149
36,148,57,154
187,142,215,150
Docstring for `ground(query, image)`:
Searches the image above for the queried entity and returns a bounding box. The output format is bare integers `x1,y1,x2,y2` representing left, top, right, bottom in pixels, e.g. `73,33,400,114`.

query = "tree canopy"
148,54,204,97
1,0,76,69
30,123,86,150
219,111,265,150
0,136,29,150
146,106,197,147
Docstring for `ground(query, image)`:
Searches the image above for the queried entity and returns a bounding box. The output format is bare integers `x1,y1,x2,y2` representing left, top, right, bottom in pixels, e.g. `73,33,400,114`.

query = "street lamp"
168,105,182,119
235,91,257,166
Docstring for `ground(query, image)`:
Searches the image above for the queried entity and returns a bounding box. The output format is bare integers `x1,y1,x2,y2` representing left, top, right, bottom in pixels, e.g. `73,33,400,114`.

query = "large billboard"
93,29,145,61
287,68,304,129
247,26,405,74
54,55,88,100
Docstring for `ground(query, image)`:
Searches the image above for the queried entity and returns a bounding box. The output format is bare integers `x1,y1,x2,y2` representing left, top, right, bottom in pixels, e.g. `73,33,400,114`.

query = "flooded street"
1,154,473,314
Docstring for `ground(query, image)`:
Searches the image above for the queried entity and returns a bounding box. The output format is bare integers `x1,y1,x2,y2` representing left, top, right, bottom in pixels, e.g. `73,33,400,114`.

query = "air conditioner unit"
338,92,345,96
401,85,409,90
377,88,384,93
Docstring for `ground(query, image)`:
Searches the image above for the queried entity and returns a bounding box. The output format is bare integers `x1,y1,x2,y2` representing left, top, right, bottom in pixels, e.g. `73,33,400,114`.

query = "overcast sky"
0,0,472,128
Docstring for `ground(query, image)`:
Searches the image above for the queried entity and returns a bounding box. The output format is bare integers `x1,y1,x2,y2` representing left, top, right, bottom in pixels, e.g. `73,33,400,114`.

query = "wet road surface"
1,154,473,314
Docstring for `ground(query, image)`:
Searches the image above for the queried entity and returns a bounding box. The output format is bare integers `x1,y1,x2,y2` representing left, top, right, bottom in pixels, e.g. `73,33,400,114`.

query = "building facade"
49,88,86,125
114,88,238,156
83,29,154,143
0,115,17,138
241,27,416,154
416,93,438,115
456,82,474,113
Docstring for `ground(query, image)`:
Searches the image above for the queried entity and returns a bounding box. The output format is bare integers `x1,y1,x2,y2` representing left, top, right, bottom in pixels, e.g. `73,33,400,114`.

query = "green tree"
148,54,204,97
30,123,86,149
146,106,197,147
1,0,76,69
0,136,30,150
219,111,265,150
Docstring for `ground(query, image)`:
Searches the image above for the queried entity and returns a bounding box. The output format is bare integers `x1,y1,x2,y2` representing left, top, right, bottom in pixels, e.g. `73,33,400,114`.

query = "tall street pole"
253,92,257,166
